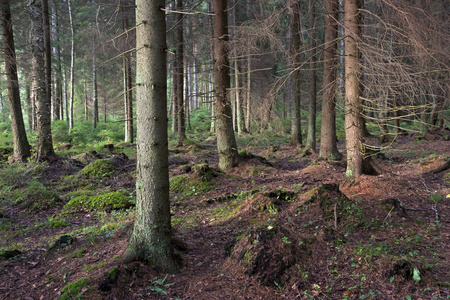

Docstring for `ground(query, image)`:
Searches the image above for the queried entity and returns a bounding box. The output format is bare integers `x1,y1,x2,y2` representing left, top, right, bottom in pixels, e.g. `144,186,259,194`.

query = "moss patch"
169,163,215,195
13,180,61,213
81,159,117,177
65,191,134,211
58,277,90,300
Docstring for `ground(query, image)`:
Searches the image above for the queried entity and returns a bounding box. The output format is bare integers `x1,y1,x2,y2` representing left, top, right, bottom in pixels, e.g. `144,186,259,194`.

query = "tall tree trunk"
344,0,363,177
68,0,74,130
344,0,378,177
127,0,179,274
176,0,185,146
1,0,31,162
51,1,62,120
213,0,238,171
92,16,99,128
122,1,133,143
26,84,33,132
319,0,341,160
290,0,302,145
42,0,52,121
171,62,177,133
305,0,317,152
30,0,55,161
84,79,88,120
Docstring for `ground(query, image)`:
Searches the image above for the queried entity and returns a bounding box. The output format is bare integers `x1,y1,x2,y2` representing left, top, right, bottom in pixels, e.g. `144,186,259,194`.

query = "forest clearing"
0,129,449,299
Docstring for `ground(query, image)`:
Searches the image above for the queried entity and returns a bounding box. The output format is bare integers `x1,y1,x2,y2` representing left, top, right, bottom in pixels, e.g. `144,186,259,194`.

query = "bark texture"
319,0,341,160
176,0,185,146
1,0,31,162
30,0,55,161
290,0,302,146
213,0,238,171
128,0,179,273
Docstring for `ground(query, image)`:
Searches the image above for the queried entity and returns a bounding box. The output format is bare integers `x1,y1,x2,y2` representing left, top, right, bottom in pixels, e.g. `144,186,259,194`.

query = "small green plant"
147,275,174,296
57,277,89,300
48,215,70,228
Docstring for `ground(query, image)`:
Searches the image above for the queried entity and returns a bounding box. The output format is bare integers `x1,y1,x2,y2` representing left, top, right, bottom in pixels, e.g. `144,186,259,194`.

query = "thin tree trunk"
68,0,74,130
213,0,238,171
176,0,185,146
319,0,341,160
305,0,317,152
51,1,62,120
122,1,133,143
127,0,179,274
42,0,52,121
290,0,302,145
30,0,55,160
1,0,31,161
92,11,99,128
26,84,33,132
84,79,88,120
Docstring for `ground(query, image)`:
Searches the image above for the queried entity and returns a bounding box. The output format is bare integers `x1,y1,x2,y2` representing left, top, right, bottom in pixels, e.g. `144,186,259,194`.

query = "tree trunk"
30,0,55,161
319,0,341,160
26,84,33,132
213,0,238,171
68,0,74,130
51,1,62,120
305,0,317,152
84,80,88,120
127,0,179,274
344,0,363,177
122,1,133,143
171,61,178,133
42,0,52,121
176,0,185,146
290,0,302,146
1,0,31,162
92,13,99,128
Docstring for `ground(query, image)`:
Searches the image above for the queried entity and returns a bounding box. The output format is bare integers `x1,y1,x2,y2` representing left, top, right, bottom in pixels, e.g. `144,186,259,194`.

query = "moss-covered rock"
58,277,90,300
81,159,117,177
65,191,134,211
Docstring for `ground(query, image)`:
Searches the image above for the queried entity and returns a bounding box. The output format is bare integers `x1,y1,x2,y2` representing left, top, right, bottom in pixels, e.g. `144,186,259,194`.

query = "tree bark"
213,0,238,171
51,1,62,120
92,8,99,128
127,0,179,274
305,0,317,152
176,0,185,146
67,0,74,130
29,0,55,161
290,0,302,146
122,1,133,143
42,0,52,121
1,0,31,162
344,0,363,177
319,0,341,160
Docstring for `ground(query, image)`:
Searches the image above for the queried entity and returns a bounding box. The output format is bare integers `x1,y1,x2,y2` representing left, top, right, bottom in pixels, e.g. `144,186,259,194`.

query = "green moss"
108,266,119,281
81,159,116,177
47,215,70,228
58,277,90,300
65,191,134,211
71,249,86,258
14,180,61,213
169,173,214,196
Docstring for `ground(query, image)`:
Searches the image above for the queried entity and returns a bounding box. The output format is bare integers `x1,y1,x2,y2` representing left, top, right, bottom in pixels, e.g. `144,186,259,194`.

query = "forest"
0,0,449,299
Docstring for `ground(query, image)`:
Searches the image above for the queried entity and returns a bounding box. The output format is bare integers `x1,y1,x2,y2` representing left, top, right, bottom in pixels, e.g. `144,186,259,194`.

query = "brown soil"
1,131,449,299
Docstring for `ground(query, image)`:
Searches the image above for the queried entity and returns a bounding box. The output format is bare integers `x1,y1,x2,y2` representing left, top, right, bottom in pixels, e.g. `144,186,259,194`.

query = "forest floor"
0,129,449,300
